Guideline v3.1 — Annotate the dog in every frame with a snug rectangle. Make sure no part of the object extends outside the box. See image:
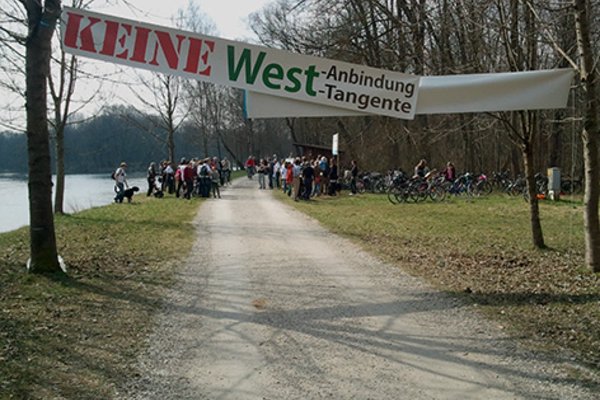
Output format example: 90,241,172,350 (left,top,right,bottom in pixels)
122,186,140,203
